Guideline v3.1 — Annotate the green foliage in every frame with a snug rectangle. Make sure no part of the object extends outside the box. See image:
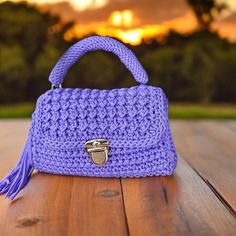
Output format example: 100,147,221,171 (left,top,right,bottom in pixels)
0,103,34,118
141,31,236,103
0,1,235,105
0,43,30,102
168,103,236,119
213,45,236,102
64,51,135,89
1,103,236,119
30,42,62,99
141,46,182,100
0,1,71,102
0,1,57,62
